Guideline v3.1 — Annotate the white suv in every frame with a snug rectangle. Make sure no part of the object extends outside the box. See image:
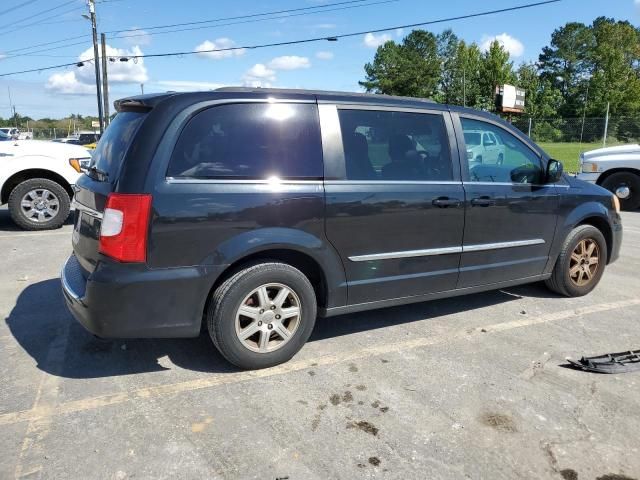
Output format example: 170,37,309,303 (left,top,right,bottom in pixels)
0,139,91,230
577,144,640,210
463,129,506,164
